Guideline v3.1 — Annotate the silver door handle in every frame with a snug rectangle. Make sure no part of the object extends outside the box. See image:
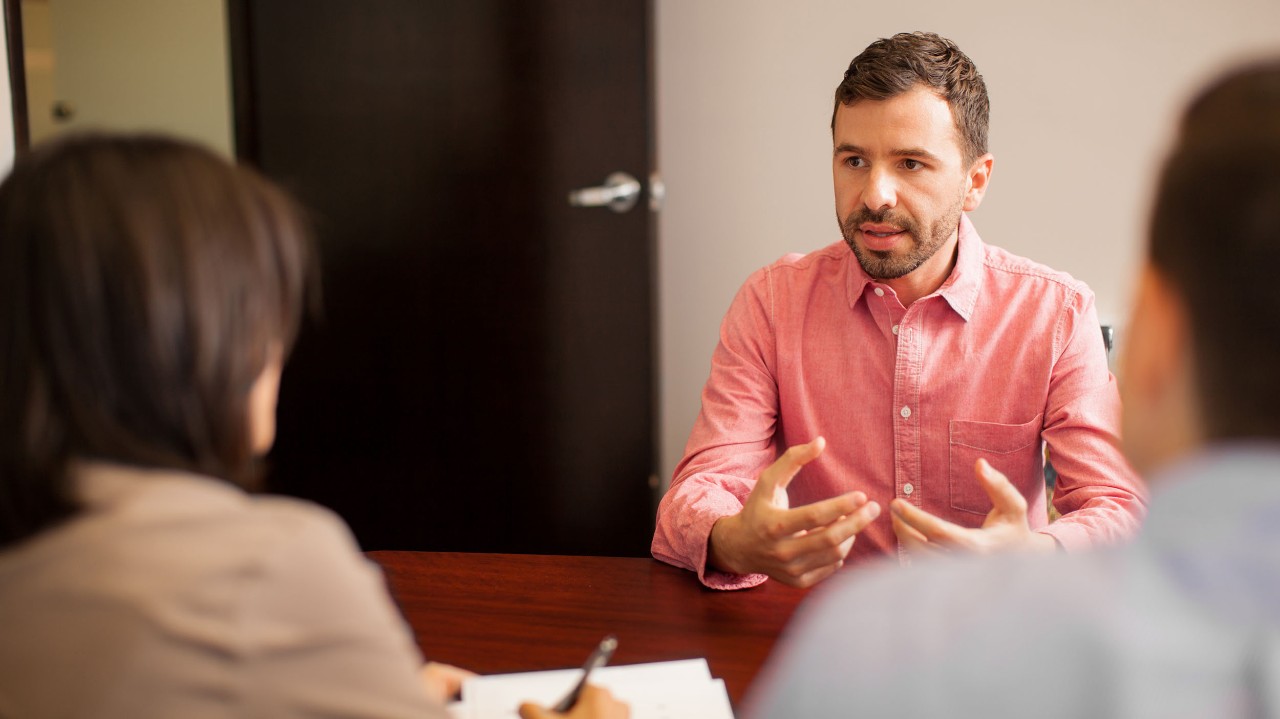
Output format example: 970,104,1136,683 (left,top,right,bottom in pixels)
568,172,642,213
